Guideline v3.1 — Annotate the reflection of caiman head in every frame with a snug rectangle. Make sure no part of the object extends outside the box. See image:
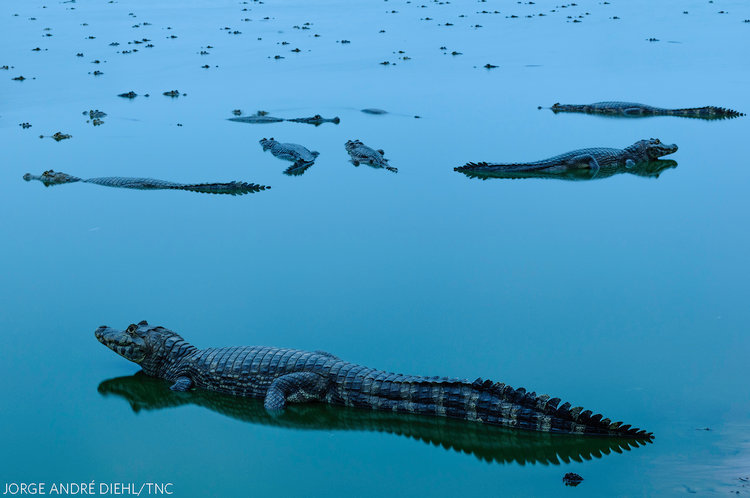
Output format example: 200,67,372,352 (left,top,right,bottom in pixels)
628,138,678,160
23,170,81,186
458,160,678,182
98,373,653,466
95,321,187,375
